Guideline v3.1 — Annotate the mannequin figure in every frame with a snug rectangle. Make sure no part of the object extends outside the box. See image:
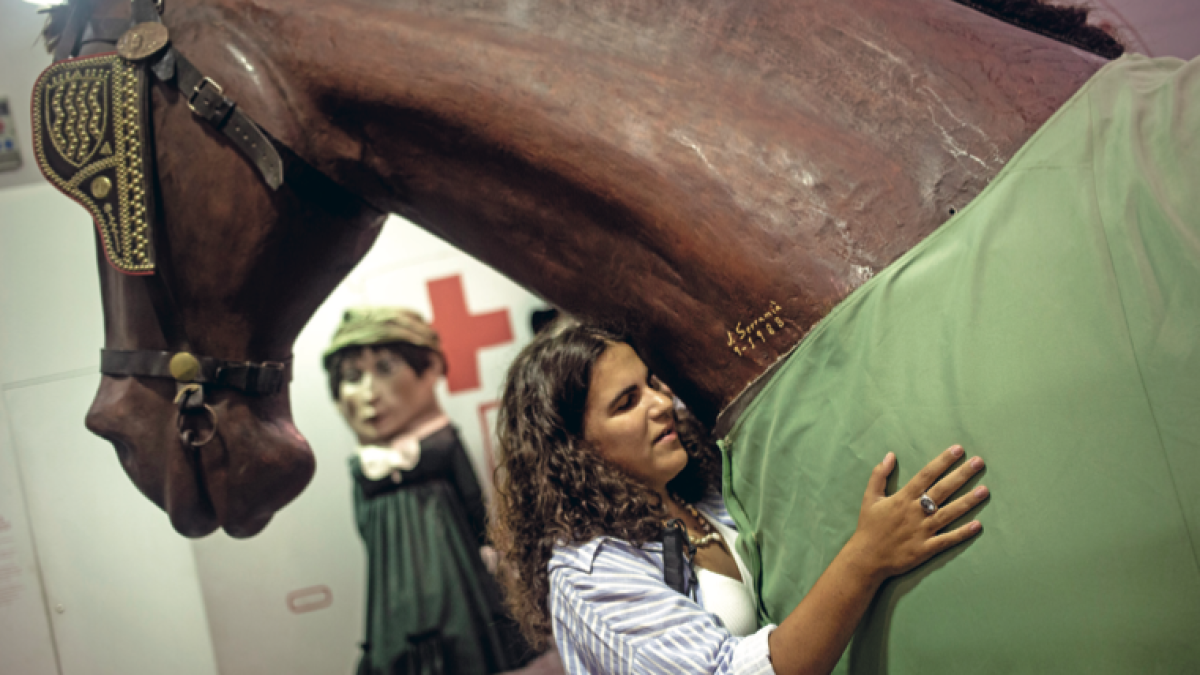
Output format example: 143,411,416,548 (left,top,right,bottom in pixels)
324,307,529,675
